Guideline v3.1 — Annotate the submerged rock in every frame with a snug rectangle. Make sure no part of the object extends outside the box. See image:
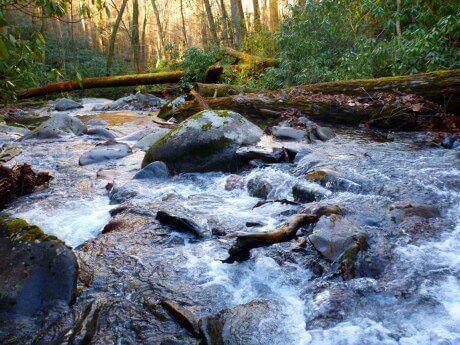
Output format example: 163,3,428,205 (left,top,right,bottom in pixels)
247,175,273,199
79,140,132,165
292,182,331,203
306,168,360,192
225,174,245,191
390,203,440,222
134,161,169,180
199,300,298,345
156,210,204,238
236,145,289,164
22,113,86,139
51,98,83,111
0,216,77,316
142,110,263,173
